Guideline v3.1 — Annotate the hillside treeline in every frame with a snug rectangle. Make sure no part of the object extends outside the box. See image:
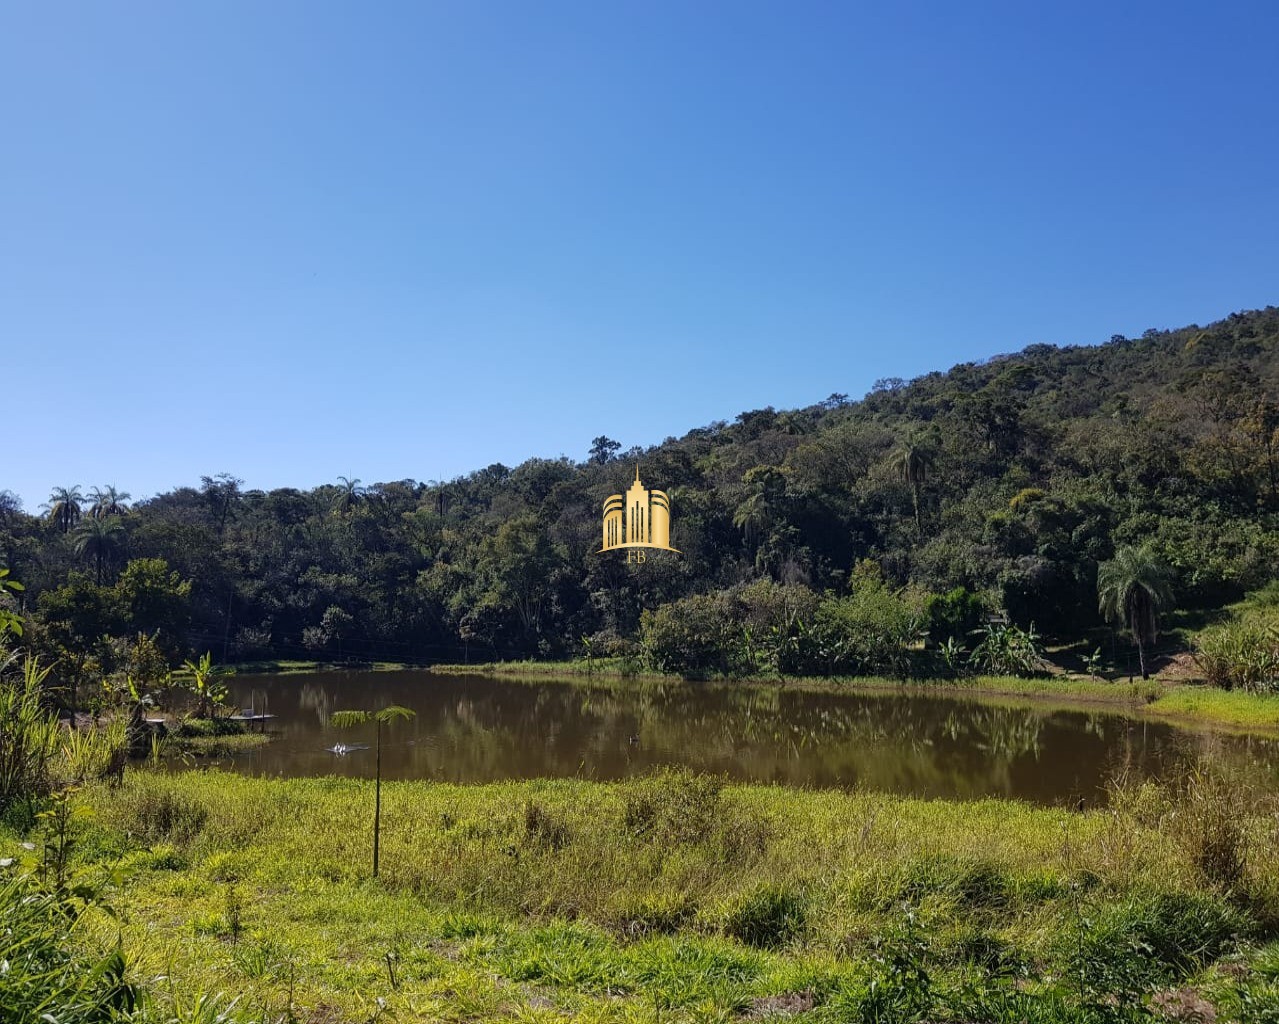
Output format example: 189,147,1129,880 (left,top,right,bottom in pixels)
3,307,1277,679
